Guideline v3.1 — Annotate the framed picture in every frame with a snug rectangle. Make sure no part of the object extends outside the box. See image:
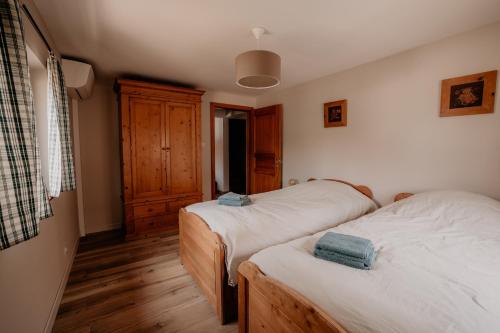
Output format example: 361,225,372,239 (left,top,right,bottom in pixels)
440,70,497,117
324,99,347,127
